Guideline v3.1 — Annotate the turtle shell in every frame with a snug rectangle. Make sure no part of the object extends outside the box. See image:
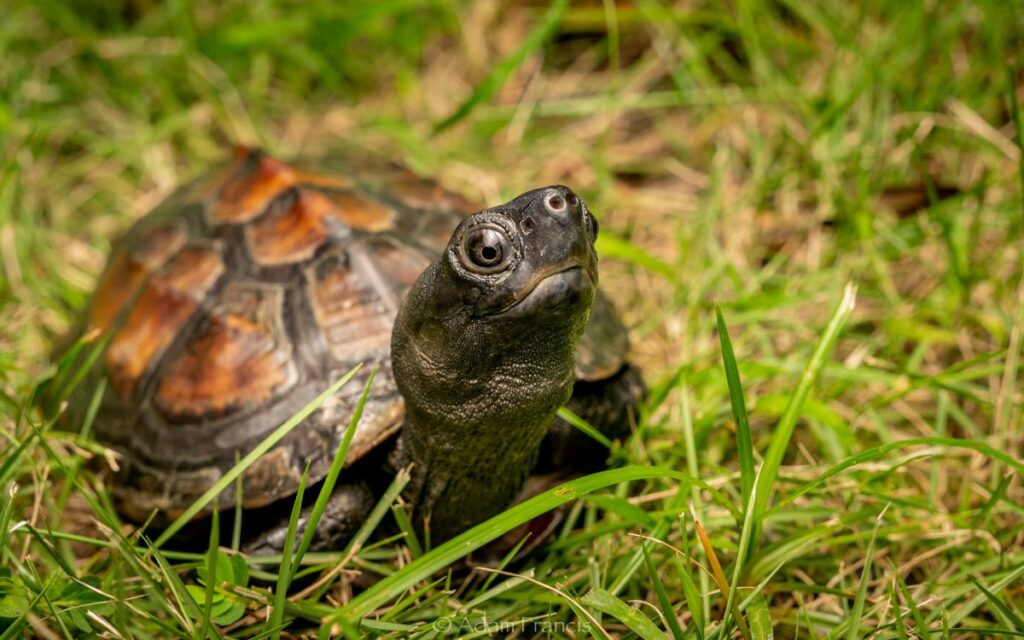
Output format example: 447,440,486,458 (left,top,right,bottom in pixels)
72,146,629,522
